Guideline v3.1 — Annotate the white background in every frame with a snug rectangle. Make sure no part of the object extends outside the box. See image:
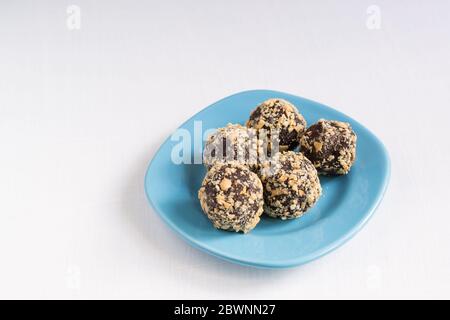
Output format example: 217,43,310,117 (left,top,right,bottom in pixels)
1,0,449,299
